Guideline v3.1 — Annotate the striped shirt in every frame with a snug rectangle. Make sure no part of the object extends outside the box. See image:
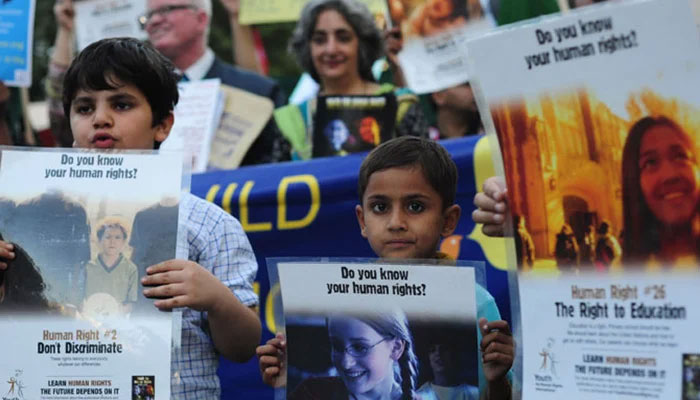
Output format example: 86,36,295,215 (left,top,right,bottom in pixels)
172,193,258,399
